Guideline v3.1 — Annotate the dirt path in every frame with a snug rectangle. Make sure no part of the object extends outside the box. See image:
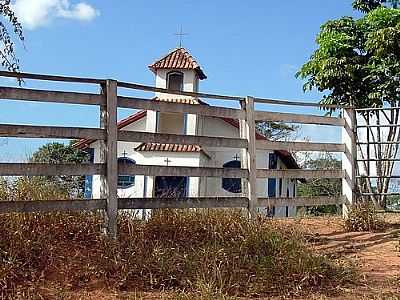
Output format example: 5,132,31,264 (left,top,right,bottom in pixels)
294,216,400,299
